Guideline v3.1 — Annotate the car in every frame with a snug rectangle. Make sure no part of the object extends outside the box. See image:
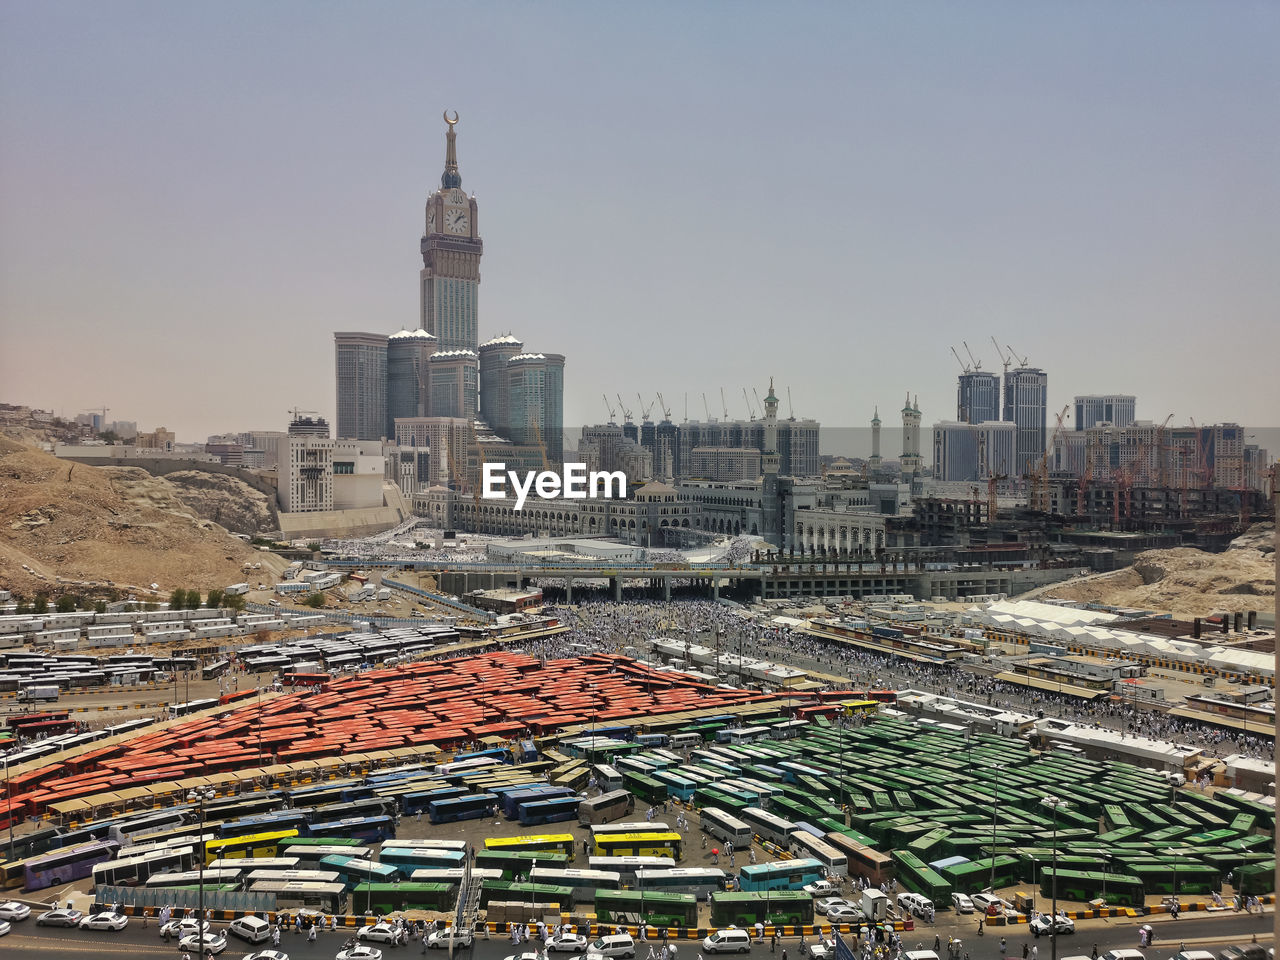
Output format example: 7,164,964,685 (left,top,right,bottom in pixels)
951,892,974,913
803,880,840,897
903,953,941,960
815,897,852,916
1030,915,1075,937
161,917,211,939
179,932,228,954
229,916,272,943
426,928,474,949
337,947,383,960
548,933,590,952
243,951,292,960
587,934,638,958
826,904,863,924
896,892,933,918
79,911,129,931
36,909,84,927
1101,951,1148,960
0,902,31,921
358,922,402,944
0,920,10,936
1168,952,1216,960
809,945,833,960
969,893,1015,917
1219,949,1268,960
504,953,548,960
